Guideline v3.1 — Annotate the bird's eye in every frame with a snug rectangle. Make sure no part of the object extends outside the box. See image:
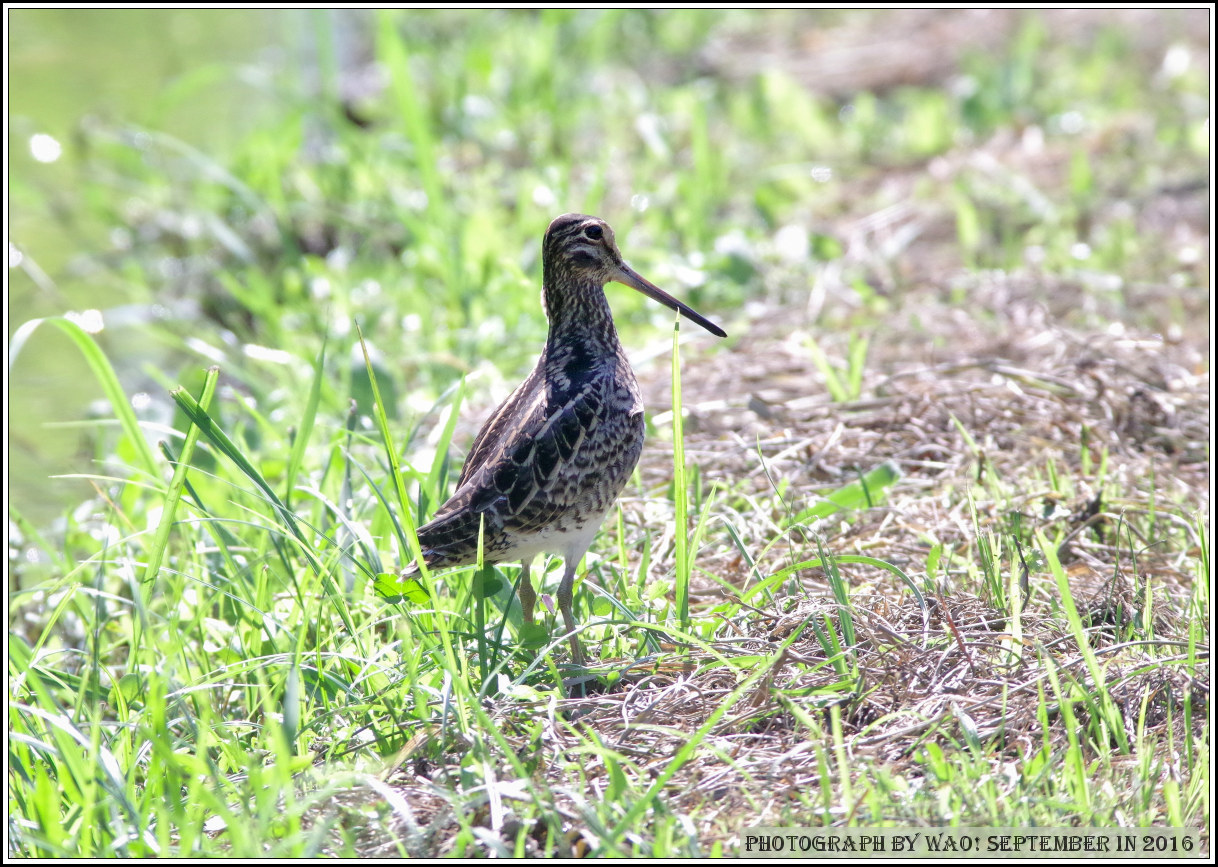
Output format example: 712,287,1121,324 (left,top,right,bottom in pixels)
584,225,604,241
